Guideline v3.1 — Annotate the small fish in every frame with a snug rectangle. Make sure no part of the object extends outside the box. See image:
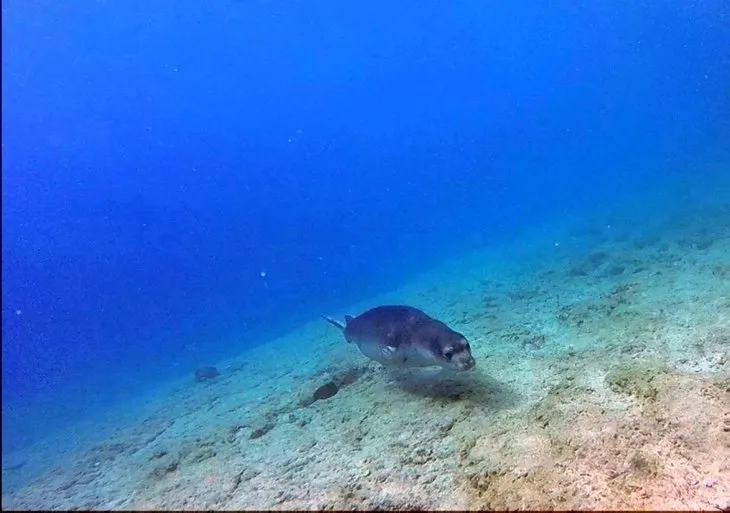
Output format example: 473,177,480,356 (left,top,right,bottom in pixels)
323,305,475,371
